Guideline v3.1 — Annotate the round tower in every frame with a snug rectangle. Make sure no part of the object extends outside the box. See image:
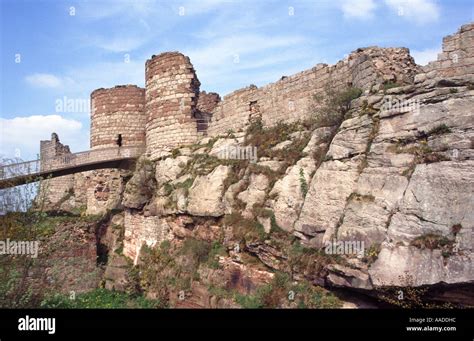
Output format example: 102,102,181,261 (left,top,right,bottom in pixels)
145,52,200,159
90,85,146,149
